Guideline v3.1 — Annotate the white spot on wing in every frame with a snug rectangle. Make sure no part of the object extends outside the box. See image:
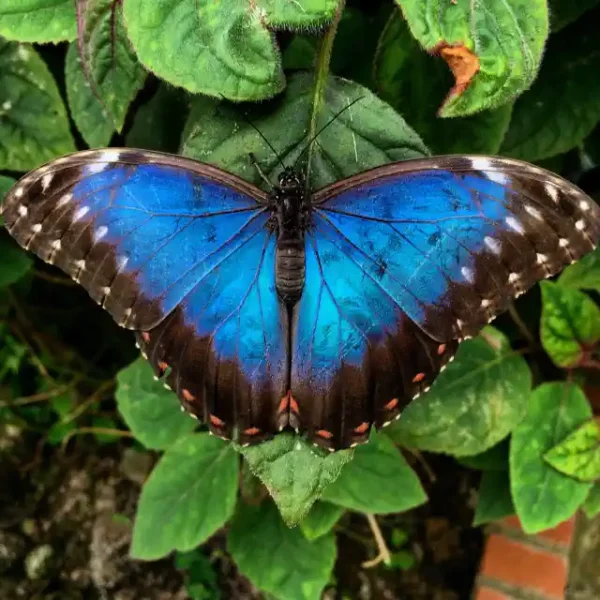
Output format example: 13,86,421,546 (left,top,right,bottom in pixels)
536,253,547,264
74,259,86,271
101,286,111,296
117,256,129,271
14,187,24,198
545,183,559,203
51,239,61,250
525,205,543,221
559,238,569,248
481,298,491,308
85,162,109,175
94,226,108,241
18,205,28,217
575,219,585,231
31,223,42,233
460,266,474,283
484,236,501,255
471,157,492,171
73,206,90,222
57,193,72,208
99,150,121,163
508,272,520,284
580,200,591,212
506,216,525,234
41,173,53,191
